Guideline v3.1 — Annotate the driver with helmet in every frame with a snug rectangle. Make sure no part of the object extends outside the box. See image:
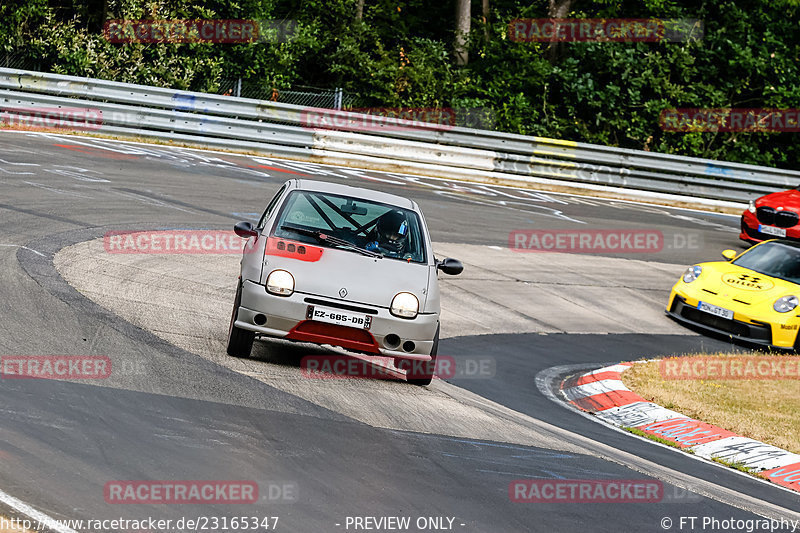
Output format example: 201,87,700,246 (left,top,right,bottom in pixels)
365,210,411,258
